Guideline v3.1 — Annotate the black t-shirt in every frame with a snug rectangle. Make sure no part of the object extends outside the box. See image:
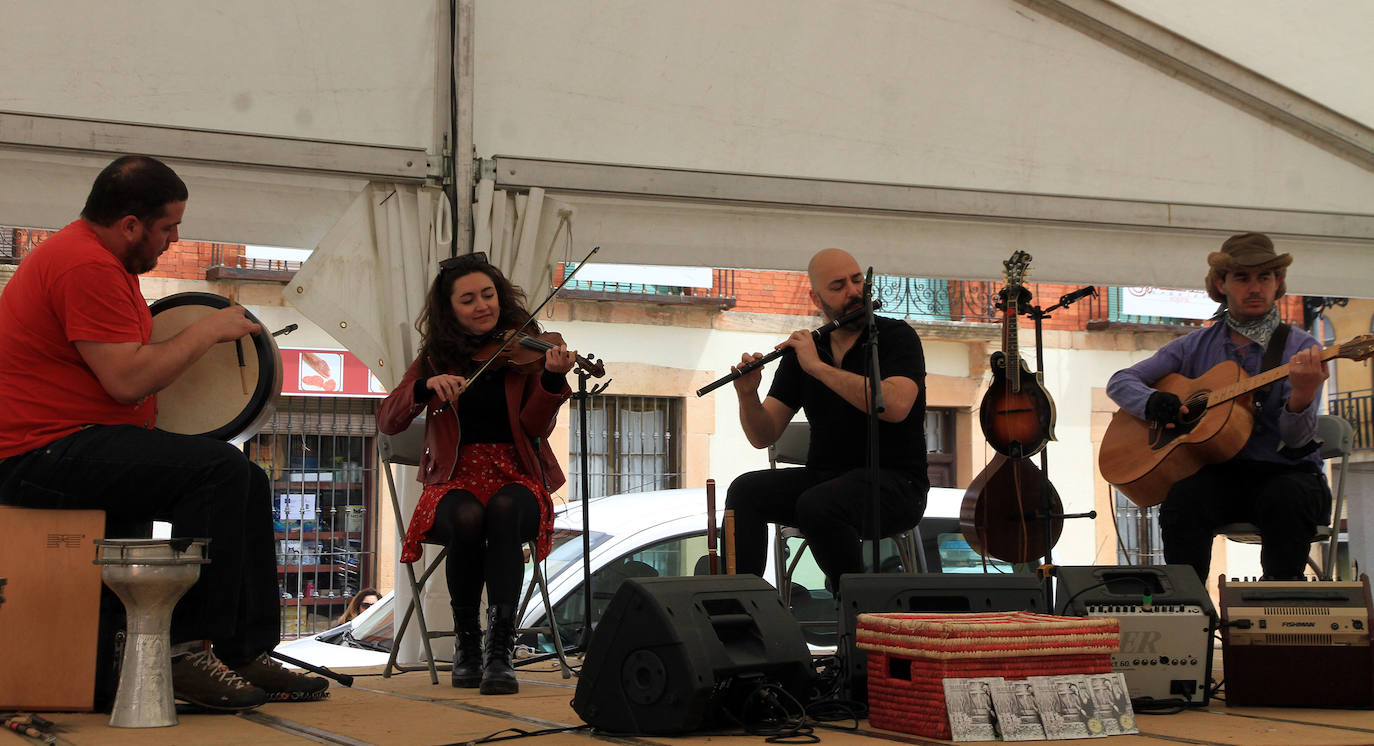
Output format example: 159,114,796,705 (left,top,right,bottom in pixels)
767,315,928,474
411,366,566,443
456,367,514,443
